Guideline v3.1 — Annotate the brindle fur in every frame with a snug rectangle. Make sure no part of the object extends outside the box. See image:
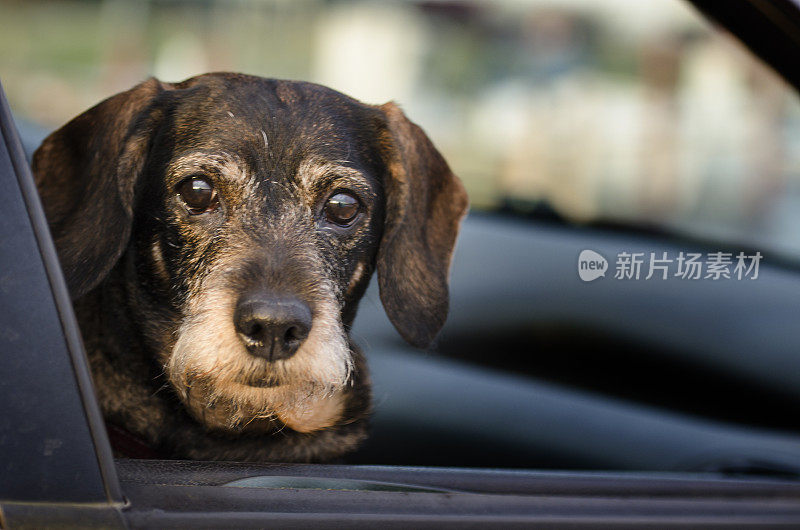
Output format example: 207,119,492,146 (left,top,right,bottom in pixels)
32,73,468,462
